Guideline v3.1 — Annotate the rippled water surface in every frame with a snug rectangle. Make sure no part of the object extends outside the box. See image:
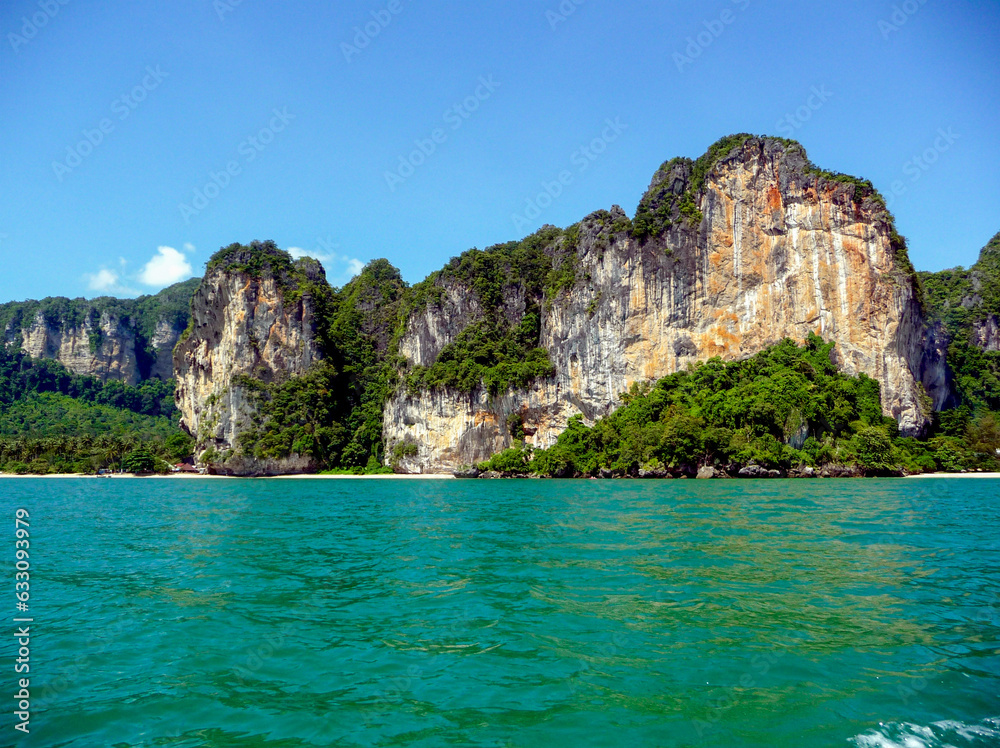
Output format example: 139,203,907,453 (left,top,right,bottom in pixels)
1,477,998,747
